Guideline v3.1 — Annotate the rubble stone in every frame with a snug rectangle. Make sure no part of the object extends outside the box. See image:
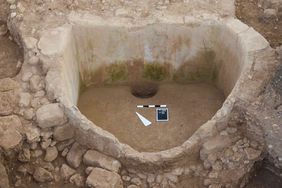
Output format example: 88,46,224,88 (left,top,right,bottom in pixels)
263,8,277,19
60,164,76,181
30,75,44,92
0,115,22,150
23,37,38,49
53,124,74,141
70,173,84,187
40,139,52,149
0,162,9,188
0,92,14,116
244,148,262,160
44,146,58,162
36,103,67,128
66,142,87,168
86,168,123,188
33,167,53,182
83,150,121,173
200,136,232,160
19,92,31,107
127,185,139,188
18,148,31,162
